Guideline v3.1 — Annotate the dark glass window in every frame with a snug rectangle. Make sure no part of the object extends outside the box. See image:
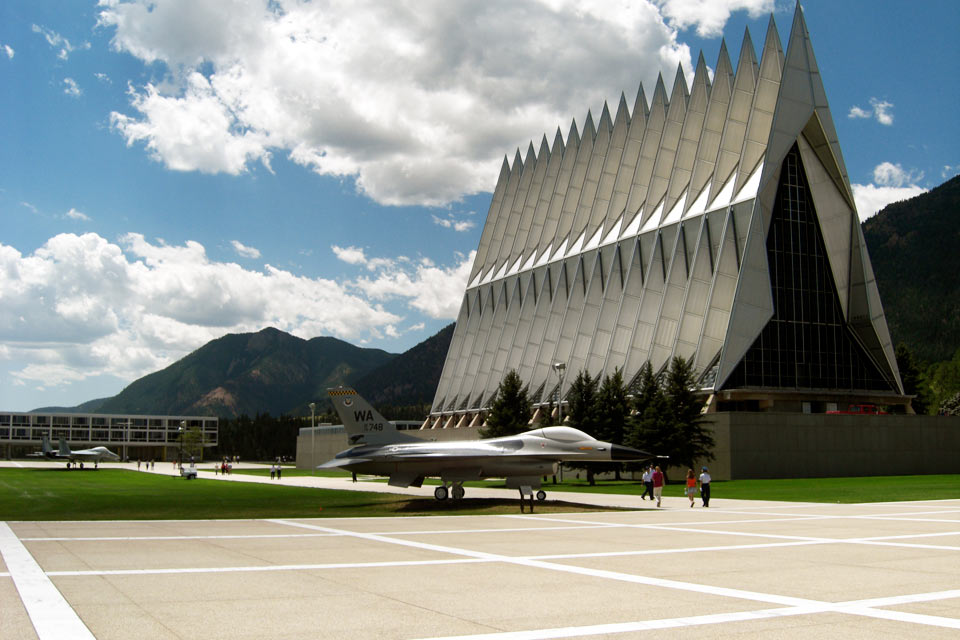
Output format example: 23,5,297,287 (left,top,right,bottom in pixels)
724,145,893,392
